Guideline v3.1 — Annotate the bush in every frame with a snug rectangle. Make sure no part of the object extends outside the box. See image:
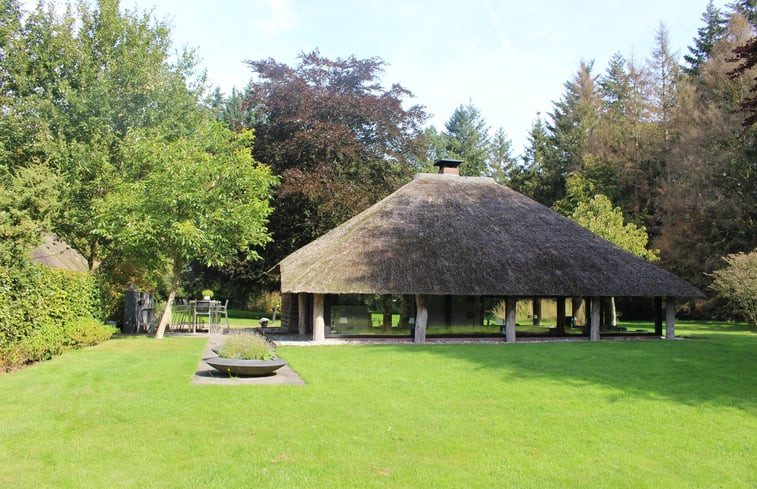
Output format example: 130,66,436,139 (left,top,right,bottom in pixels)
0,260,109,371
246,290,280,313
64,319,117,348
709,250,757,326
218,331,277,360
